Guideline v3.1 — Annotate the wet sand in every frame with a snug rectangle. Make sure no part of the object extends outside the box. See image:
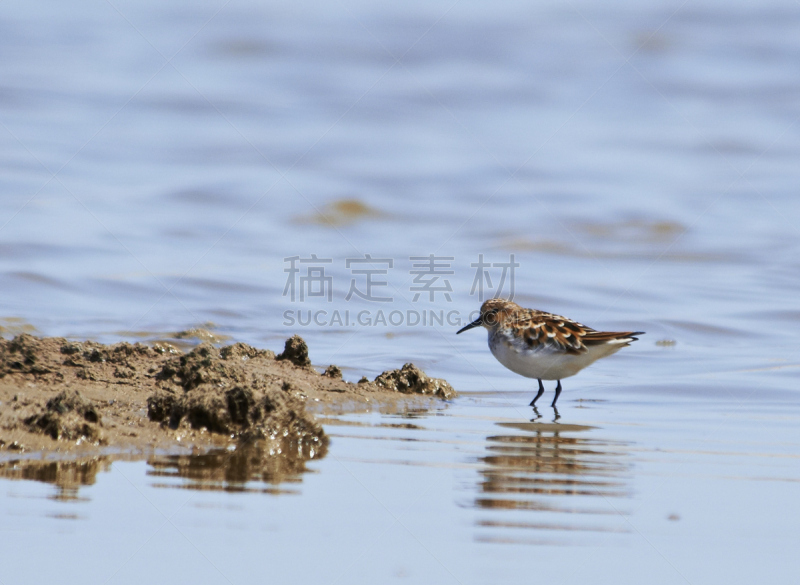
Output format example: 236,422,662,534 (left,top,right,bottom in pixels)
0,333,455,467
